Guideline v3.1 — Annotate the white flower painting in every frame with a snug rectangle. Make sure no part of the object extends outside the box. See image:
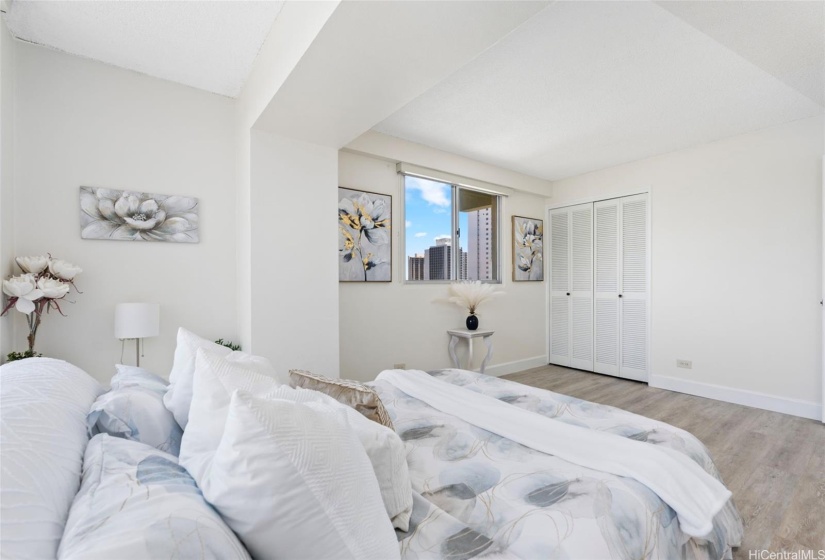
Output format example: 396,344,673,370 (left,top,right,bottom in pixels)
80,187,199,243
338,187,391,282
512,216,543,281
